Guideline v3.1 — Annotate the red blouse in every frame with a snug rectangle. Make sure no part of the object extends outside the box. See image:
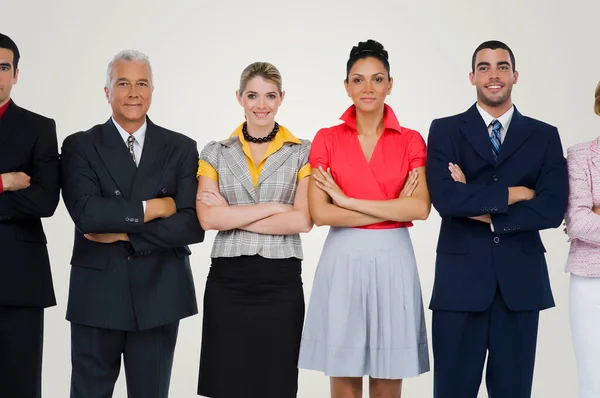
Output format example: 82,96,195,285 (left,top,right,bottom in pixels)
309,104,427,229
